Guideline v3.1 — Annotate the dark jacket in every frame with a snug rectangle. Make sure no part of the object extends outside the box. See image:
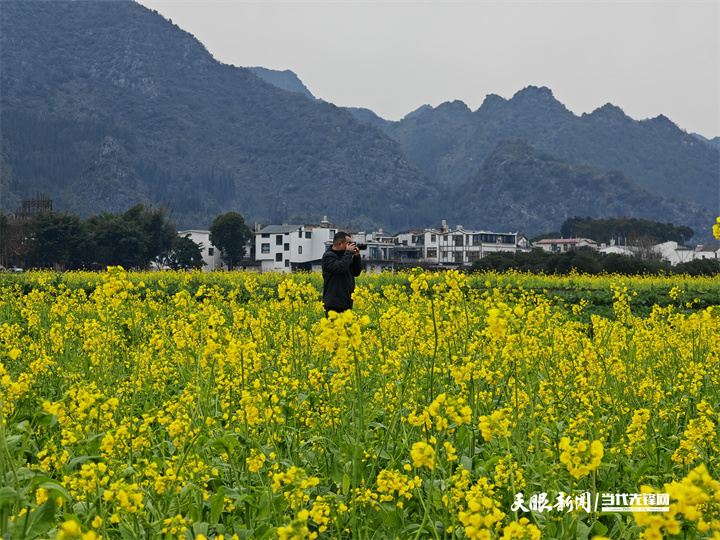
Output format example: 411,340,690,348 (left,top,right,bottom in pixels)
322,248,362,311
